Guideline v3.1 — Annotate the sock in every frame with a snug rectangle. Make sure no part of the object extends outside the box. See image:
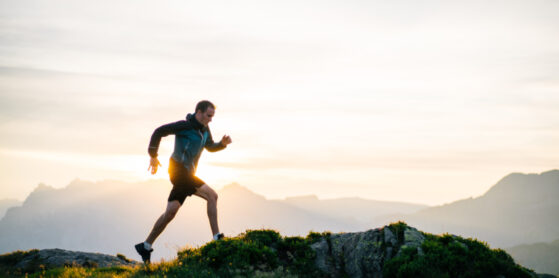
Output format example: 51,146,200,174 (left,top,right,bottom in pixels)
143,242,152,250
